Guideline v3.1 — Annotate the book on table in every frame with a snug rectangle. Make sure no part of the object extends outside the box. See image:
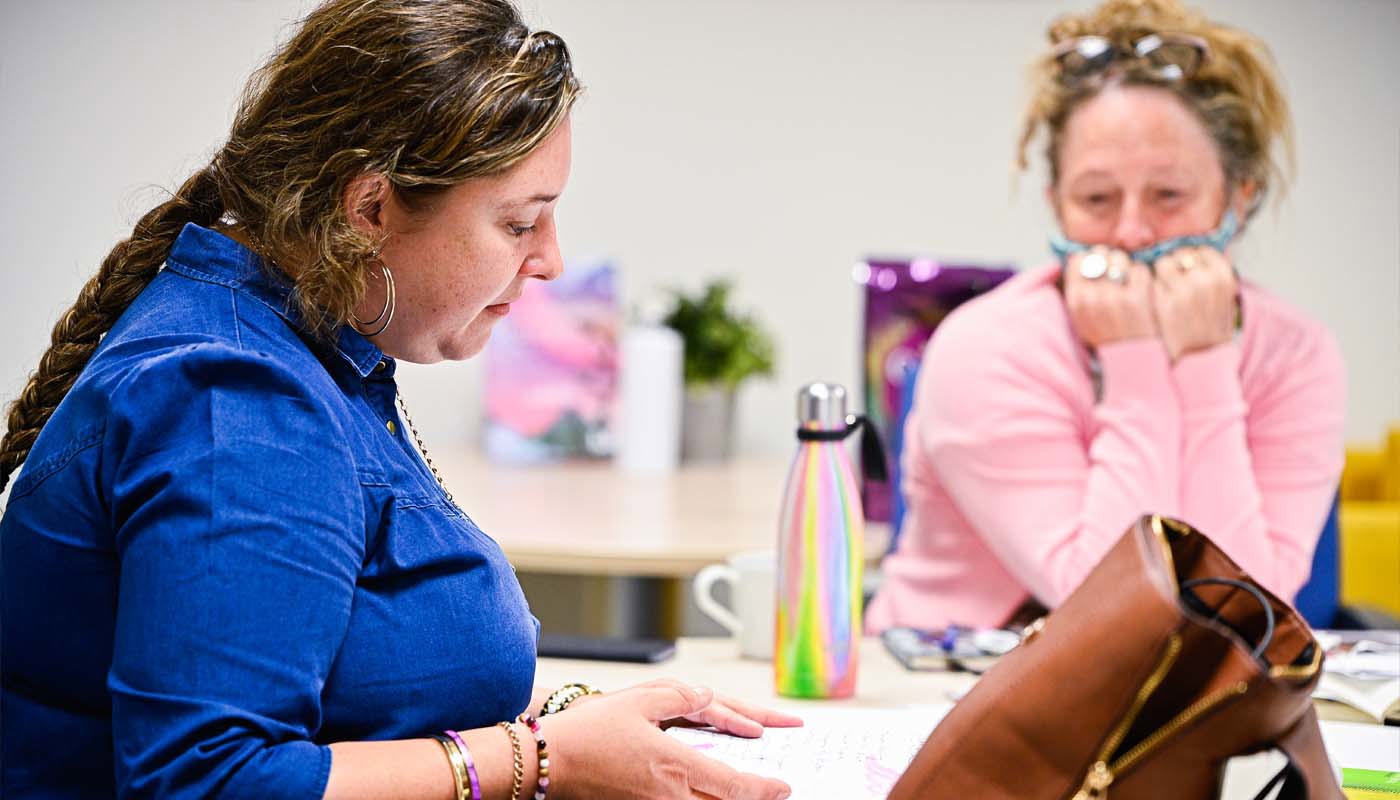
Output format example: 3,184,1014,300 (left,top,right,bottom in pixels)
1311,632,1400,726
